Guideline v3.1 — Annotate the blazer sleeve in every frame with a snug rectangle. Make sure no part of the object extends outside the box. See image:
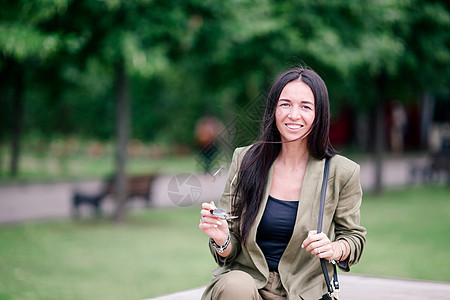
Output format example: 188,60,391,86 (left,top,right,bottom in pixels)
208,148,243,266
333,163,367,271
